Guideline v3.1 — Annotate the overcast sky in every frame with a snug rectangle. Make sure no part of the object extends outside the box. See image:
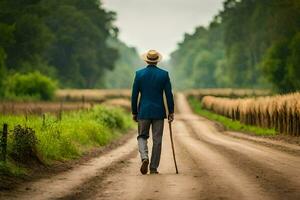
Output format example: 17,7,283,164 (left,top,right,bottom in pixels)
102,0,224,60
